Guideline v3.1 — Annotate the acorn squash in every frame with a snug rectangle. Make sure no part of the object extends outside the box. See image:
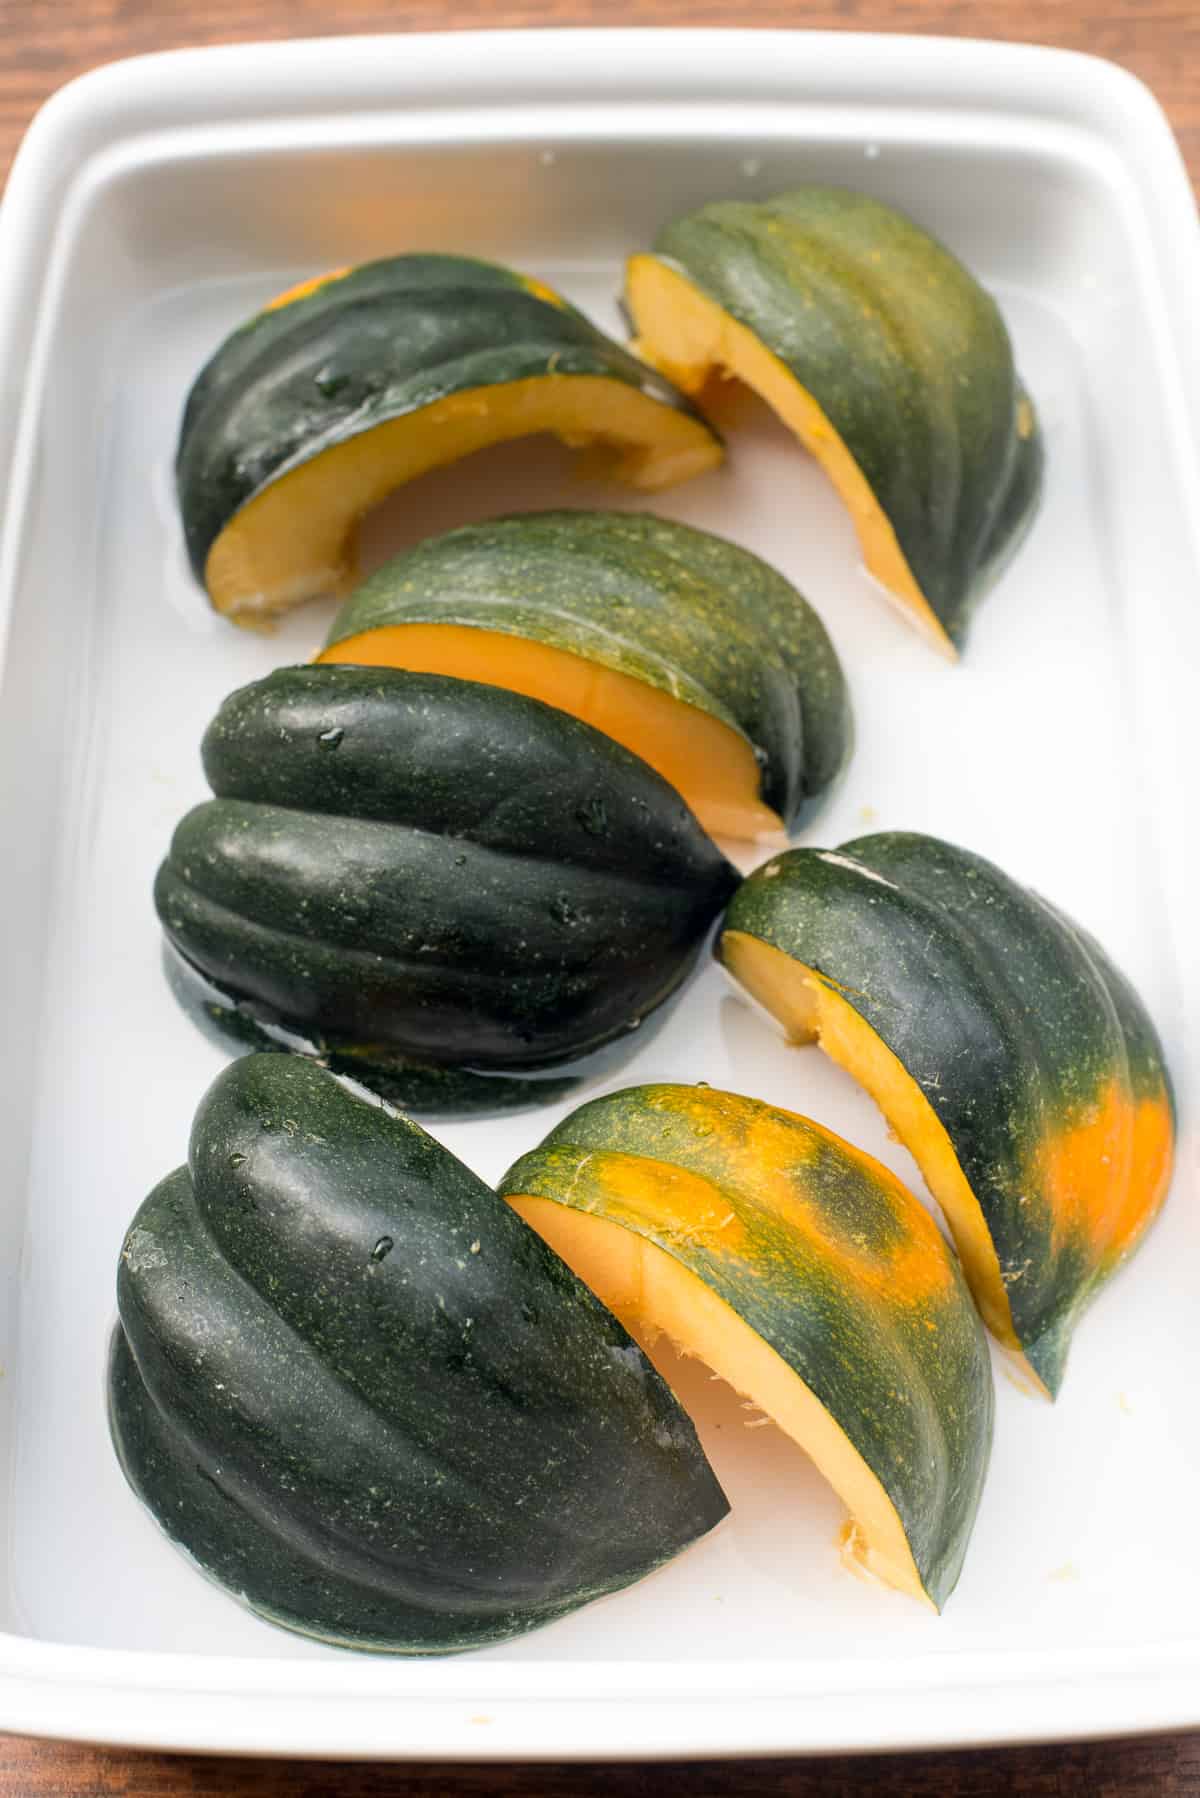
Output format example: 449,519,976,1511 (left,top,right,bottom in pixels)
176,254,721,625
109,1055,728,1653
154,665,738,1115
500,1083,992,1610
718,833,1175,1396
320,511,850,841
625,188,1042,653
